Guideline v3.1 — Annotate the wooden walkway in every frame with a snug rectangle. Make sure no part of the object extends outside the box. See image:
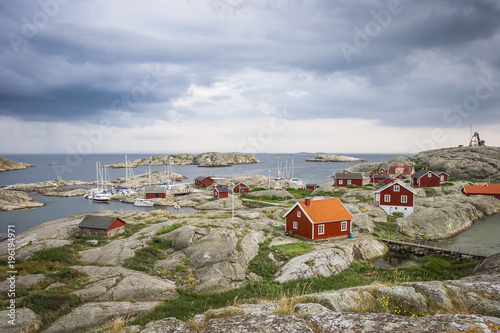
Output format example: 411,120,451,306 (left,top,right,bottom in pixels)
378,237,490,259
